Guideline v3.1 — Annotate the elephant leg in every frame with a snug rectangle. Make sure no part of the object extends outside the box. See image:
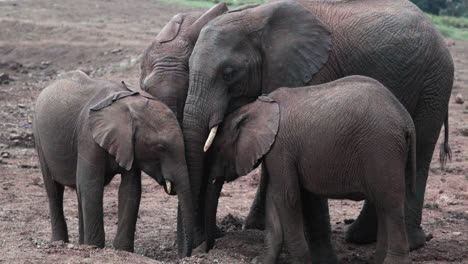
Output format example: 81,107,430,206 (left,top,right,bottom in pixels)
382,207,410,264
261,185,283,264
405,91,448,250
76,156,105,248
113,170,142,252
345,200,378,244
302,191,337,264
374,208,388,264
44,177,69,243
77,191,84,245
244,165,267,230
